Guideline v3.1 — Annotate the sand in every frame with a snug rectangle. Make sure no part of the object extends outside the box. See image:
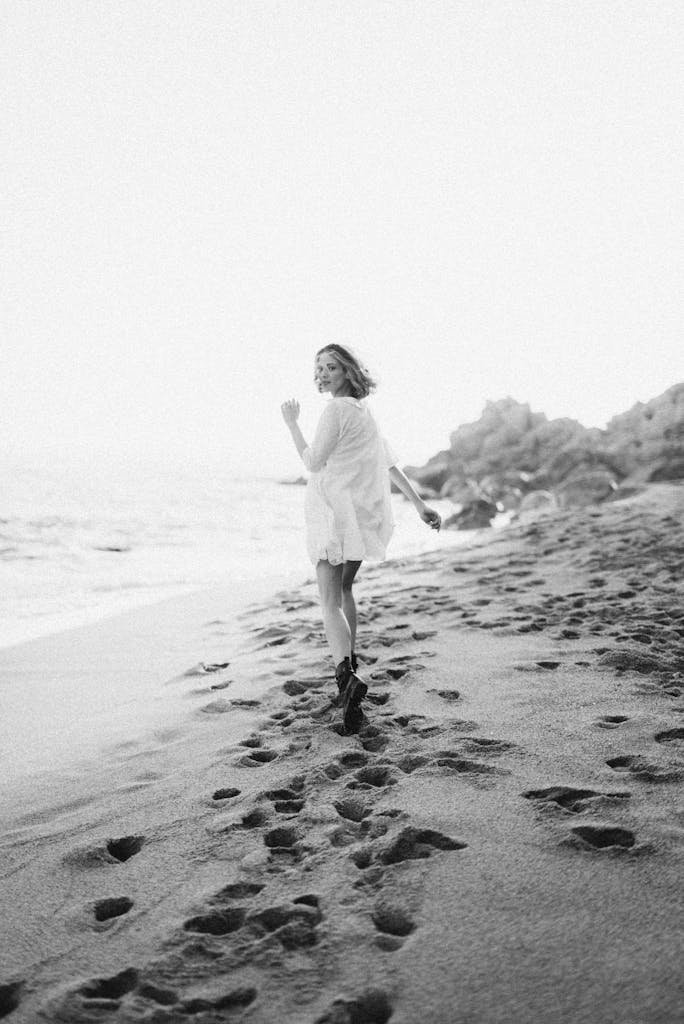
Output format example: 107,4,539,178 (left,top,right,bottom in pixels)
1,483,683,1024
